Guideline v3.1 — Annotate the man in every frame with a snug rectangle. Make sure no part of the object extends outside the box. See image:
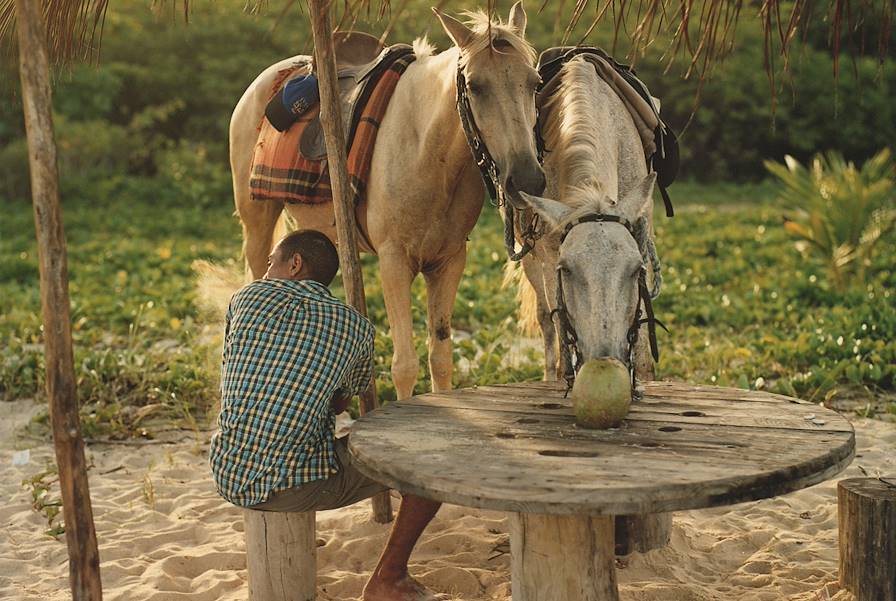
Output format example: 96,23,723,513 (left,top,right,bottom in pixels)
210,230,444,601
